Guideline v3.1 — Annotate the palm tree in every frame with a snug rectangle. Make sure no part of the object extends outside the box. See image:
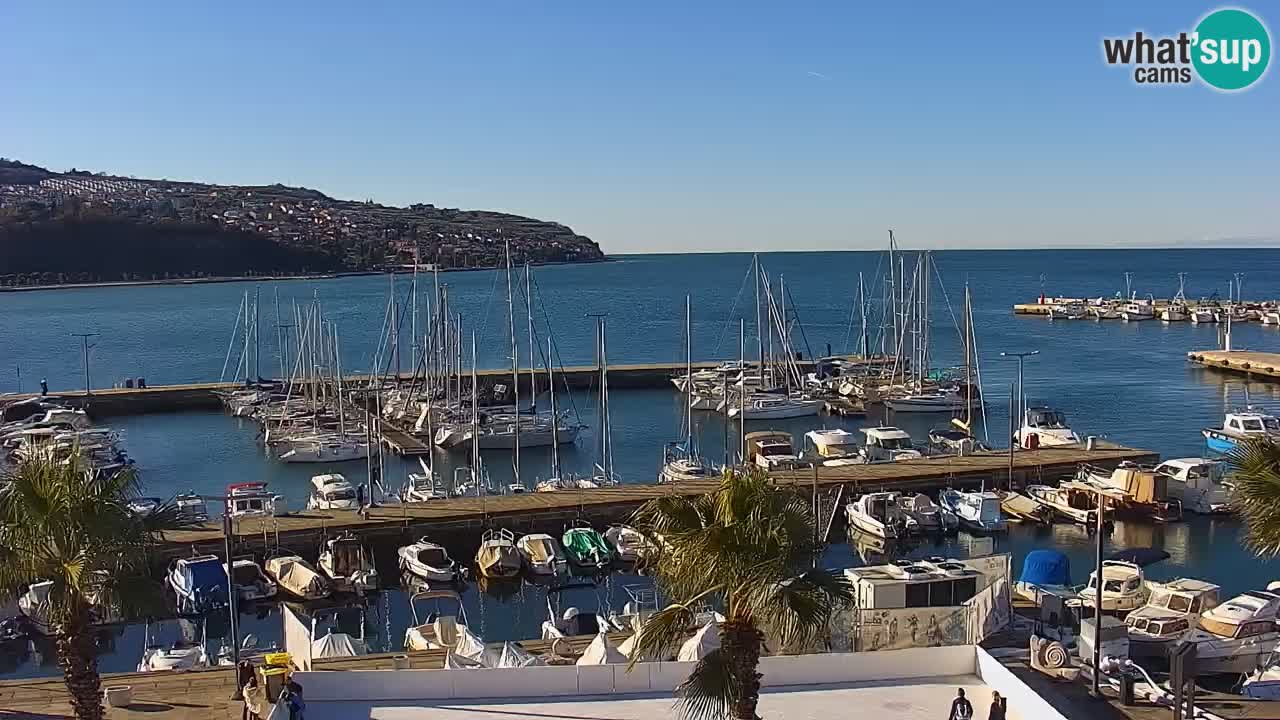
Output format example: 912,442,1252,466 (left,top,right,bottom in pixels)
626,468,852,720
0,456,191,720
1228,437,1280,555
